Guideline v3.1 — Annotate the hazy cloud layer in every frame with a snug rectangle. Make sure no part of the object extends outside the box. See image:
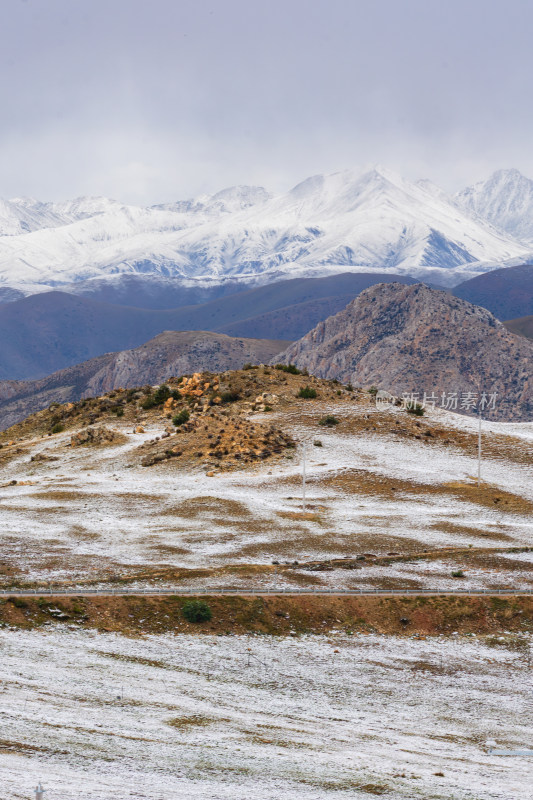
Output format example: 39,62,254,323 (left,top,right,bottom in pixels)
1,0,532,203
